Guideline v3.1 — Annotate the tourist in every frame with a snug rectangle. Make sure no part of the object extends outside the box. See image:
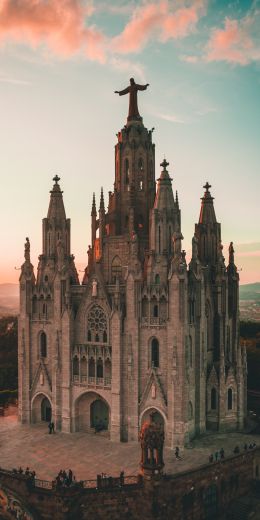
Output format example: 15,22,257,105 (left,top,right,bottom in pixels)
175,447,181,460
68,469,73,485
25,467,30,475
214,451,219,462
244,443,248,451
120,471,124,486
220,448,225,459
234,446,240,454
51,421,55,434
48,422,52,434
209,454,214,463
